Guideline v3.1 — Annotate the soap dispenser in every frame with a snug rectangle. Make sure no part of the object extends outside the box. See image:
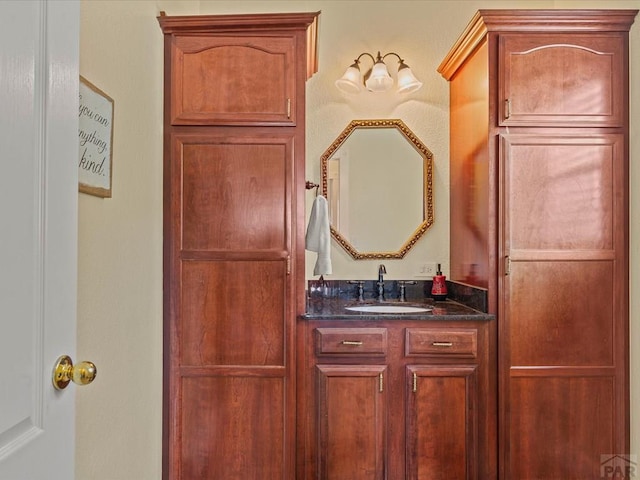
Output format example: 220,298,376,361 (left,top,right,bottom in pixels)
431,263,448,301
